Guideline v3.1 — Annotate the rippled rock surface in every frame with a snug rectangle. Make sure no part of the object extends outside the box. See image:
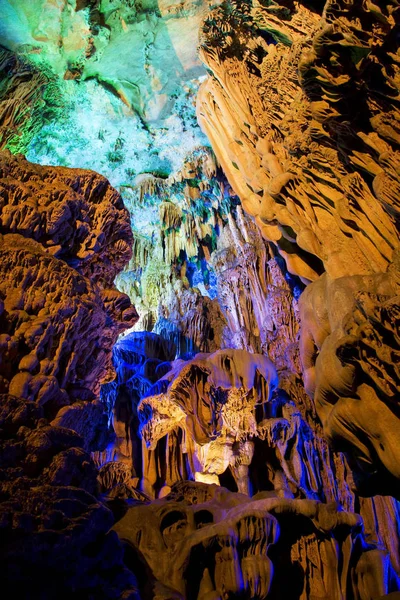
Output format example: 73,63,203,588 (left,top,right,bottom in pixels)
197,0,400,498
0,152,139,598
114,481,396,600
